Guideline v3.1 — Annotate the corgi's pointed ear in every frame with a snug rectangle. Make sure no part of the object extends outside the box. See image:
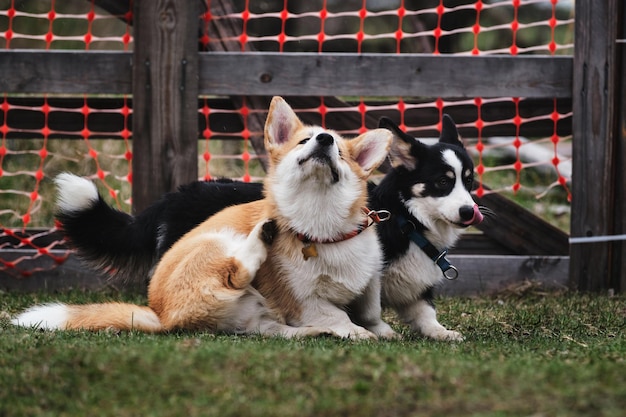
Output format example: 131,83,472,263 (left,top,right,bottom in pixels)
440,114,463,147
349,129,392,177
379,118,419,171
264,96,303,150
378,117,407,139
389,138,419,171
